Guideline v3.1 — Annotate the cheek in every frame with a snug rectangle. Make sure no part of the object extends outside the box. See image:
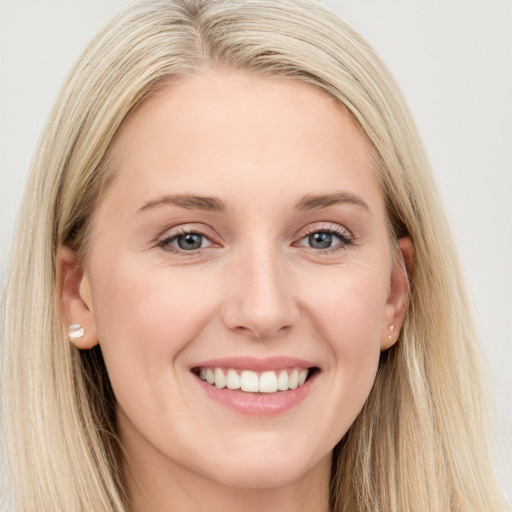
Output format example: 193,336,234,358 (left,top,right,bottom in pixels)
300,263,387,420
302,261,389,353
92,257,213,341
88,258,219,395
